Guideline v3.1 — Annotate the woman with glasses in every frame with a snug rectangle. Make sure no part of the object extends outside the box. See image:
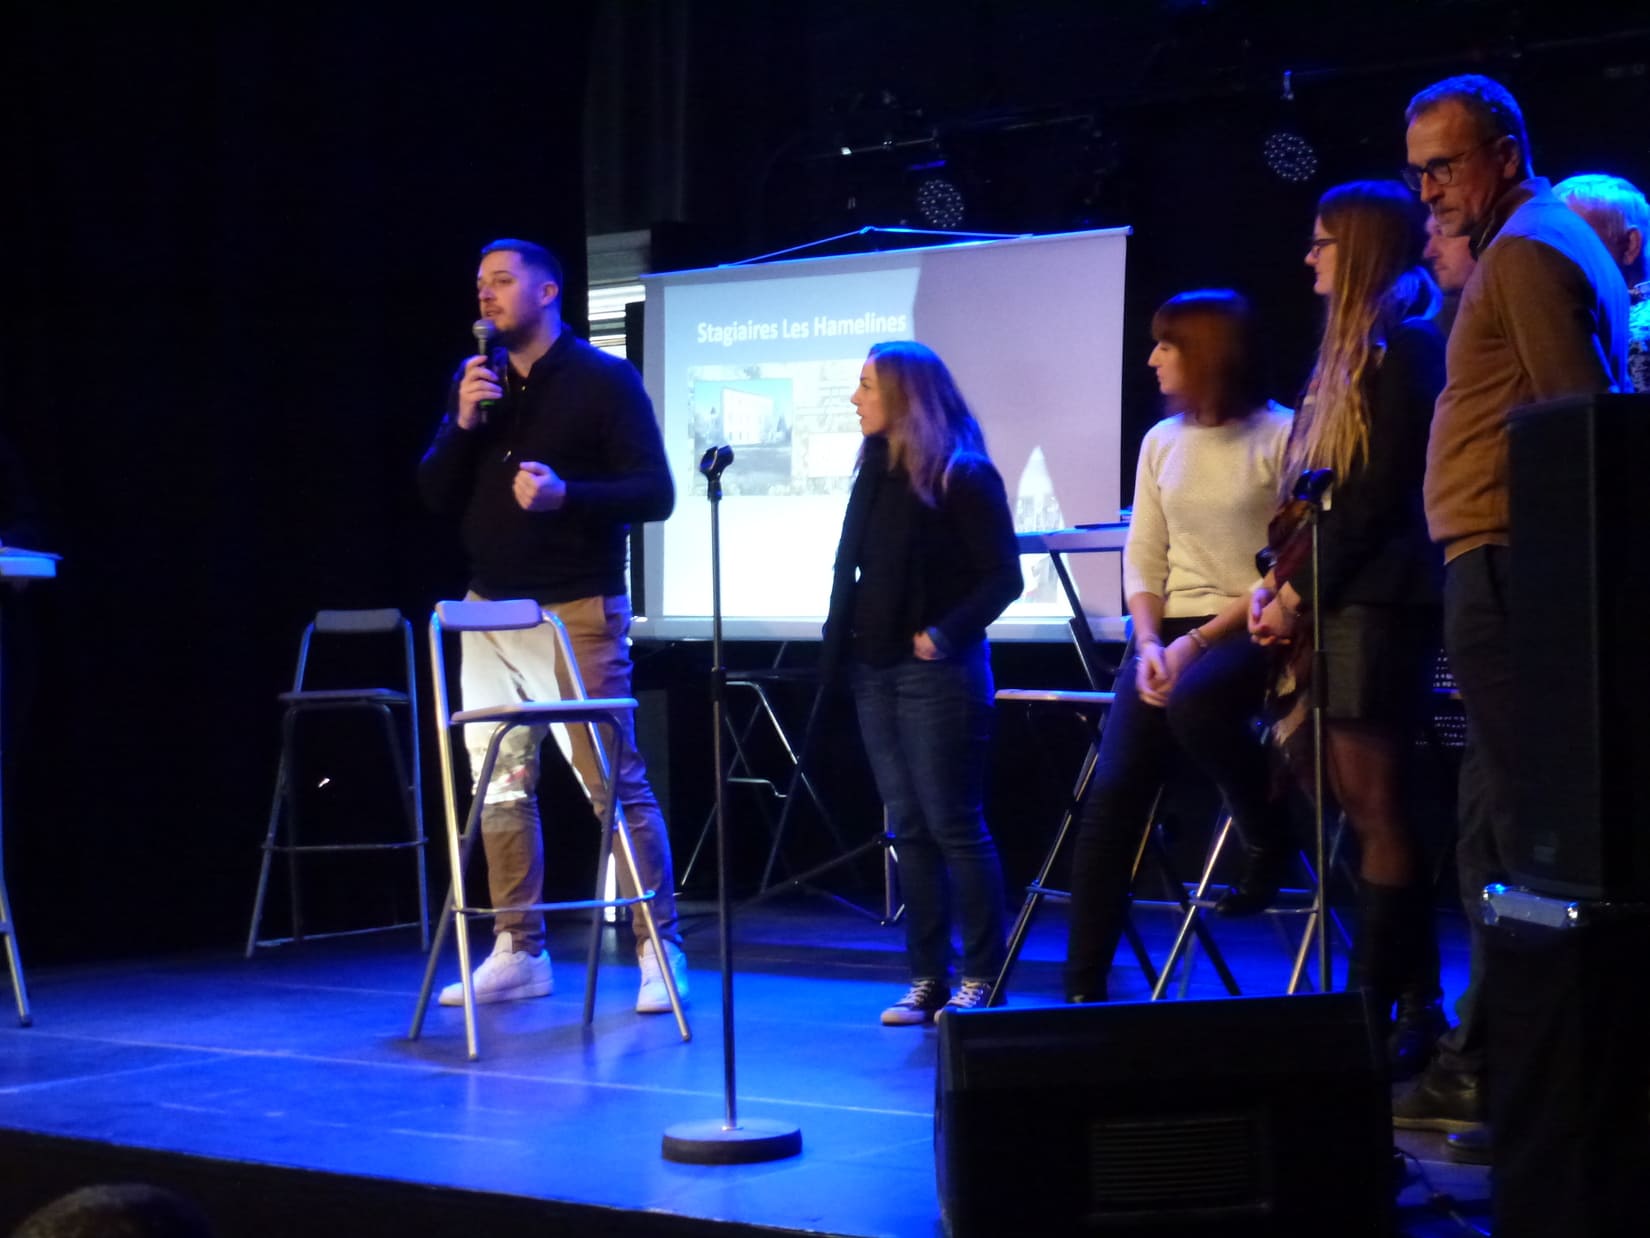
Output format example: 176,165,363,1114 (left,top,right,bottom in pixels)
823,341,1023,1025
1250,180,1448,1077
1064,290,1294,1005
